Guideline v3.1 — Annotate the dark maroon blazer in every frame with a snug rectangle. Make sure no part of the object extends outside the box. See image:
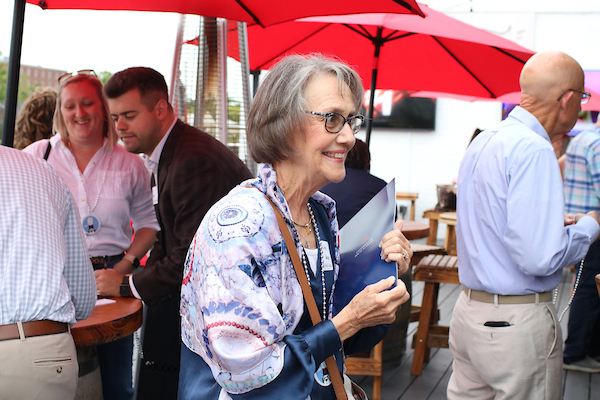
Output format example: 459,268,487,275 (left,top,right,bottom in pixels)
133,119,252,305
